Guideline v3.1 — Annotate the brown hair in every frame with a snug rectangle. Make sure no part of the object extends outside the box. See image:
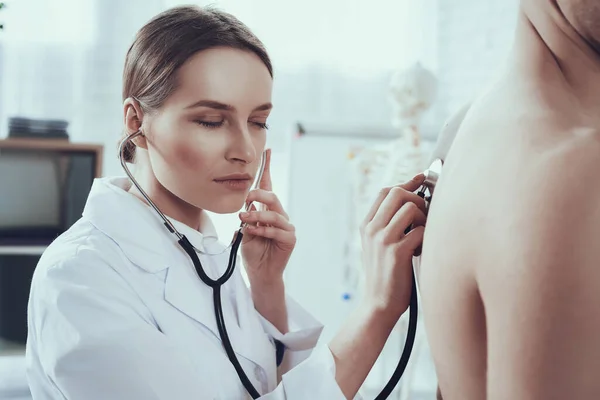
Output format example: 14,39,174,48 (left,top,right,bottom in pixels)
121,5,273,162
